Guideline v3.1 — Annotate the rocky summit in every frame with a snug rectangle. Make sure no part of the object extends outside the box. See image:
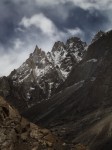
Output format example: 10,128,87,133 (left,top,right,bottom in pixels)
0,37,86,111
1,30,112,150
